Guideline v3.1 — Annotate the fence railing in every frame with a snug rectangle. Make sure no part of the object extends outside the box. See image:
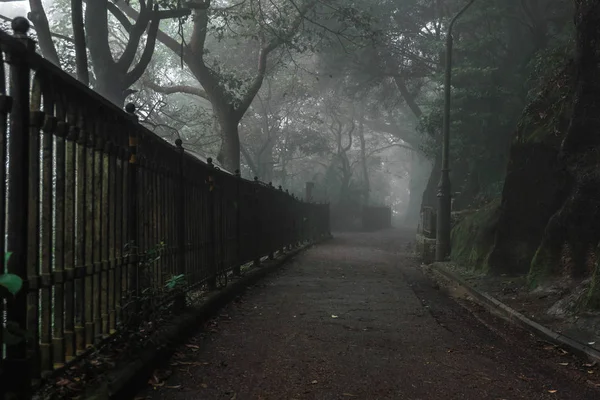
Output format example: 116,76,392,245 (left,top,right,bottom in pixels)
0,19,330,397
362,206,392,231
